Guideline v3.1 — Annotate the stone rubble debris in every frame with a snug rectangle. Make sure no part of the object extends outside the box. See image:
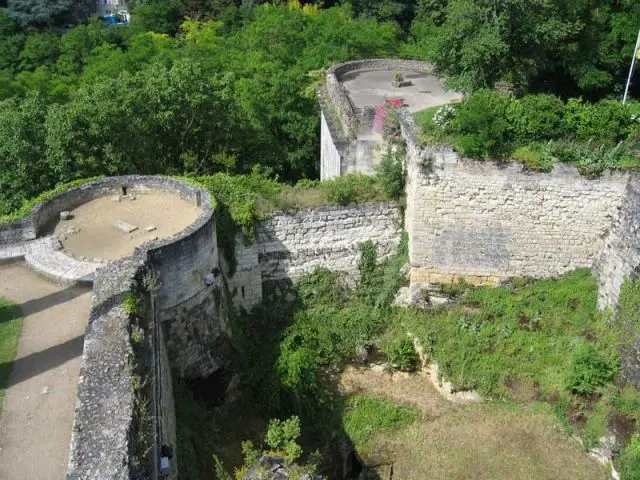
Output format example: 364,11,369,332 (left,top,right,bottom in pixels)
114,219,138,233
